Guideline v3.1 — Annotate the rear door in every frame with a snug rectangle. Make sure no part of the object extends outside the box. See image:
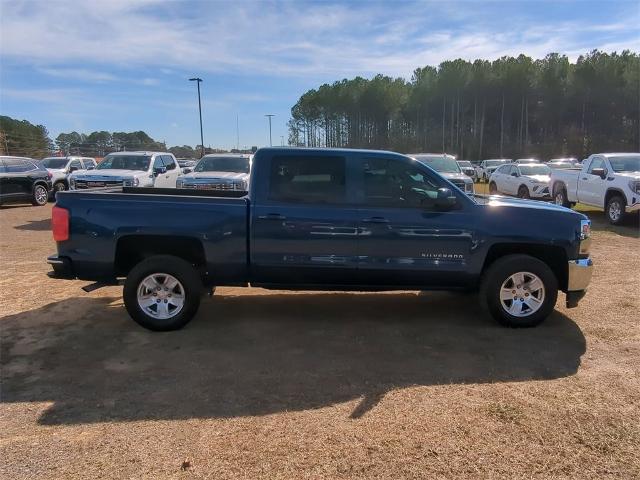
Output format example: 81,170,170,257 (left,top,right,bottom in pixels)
250,153,361,286
3,158,35,198
354,155,477,287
